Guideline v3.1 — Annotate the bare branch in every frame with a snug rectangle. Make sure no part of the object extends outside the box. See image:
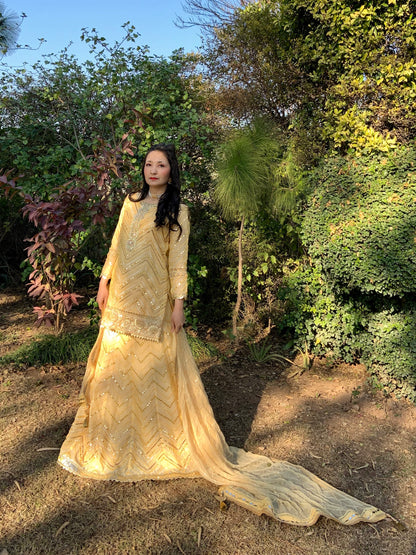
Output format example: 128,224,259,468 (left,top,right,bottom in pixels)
176,0,252,31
